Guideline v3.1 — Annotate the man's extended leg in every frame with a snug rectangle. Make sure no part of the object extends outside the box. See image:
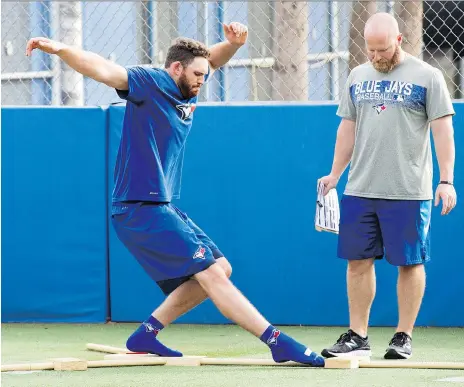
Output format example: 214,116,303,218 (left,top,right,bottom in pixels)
194,263,324,366
126,258,231,357
194,262,268,336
